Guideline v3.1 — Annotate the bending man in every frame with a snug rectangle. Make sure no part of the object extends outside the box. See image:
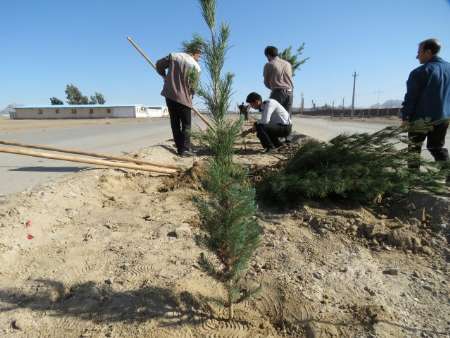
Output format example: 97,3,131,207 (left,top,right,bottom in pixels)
156,39,202,157
246,92,292,152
